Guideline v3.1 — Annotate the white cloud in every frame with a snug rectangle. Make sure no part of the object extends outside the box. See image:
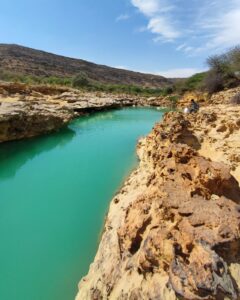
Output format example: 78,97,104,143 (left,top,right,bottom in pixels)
131,0,175,15
113,65,206,78
130,0,240,54
116,14,130,22
182,2,240,54
131,0,162,16
156,68,206,78
131,0,179,41
176,43,186,51
203,9,240,51
148,17,180,40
